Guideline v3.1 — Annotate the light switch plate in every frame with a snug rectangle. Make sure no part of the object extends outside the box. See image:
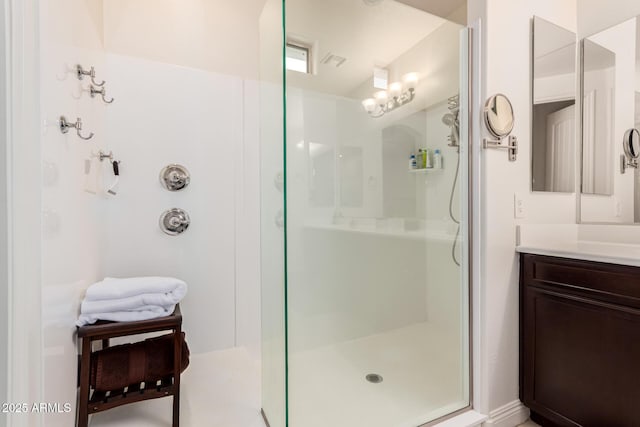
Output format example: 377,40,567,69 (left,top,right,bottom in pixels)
514,193,526,219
